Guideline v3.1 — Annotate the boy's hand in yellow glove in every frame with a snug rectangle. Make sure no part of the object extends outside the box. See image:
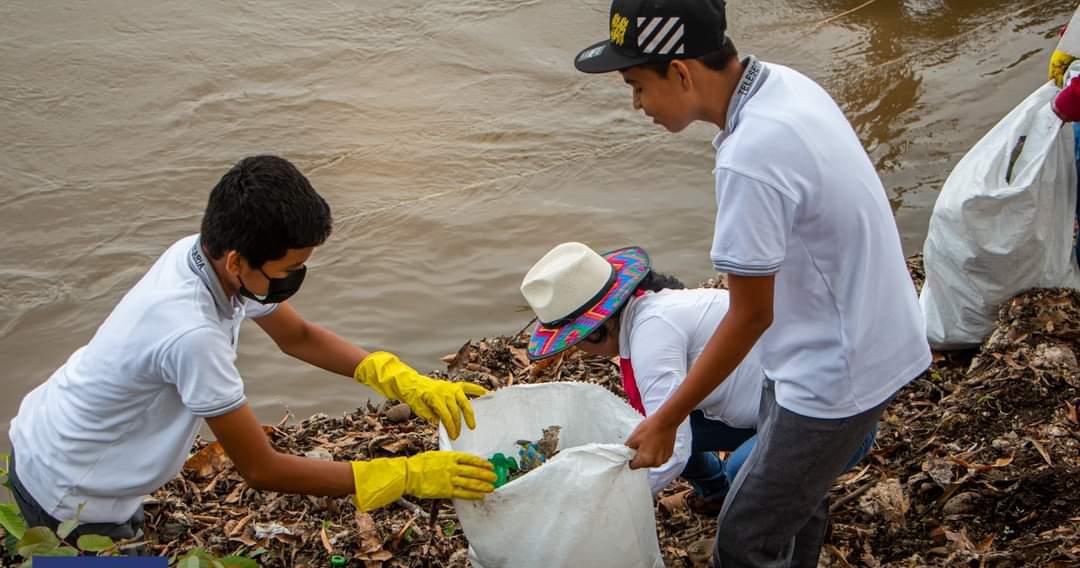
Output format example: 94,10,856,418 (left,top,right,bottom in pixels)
354,352,488,439
1050,49,1077,87
351,451,496,511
